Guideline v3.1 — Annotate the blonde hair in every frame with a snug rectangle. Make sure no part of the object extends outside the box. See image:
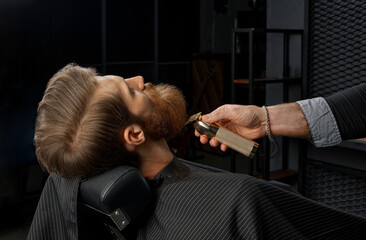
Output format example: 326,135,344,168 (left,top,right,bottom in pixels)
34,64,135,177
